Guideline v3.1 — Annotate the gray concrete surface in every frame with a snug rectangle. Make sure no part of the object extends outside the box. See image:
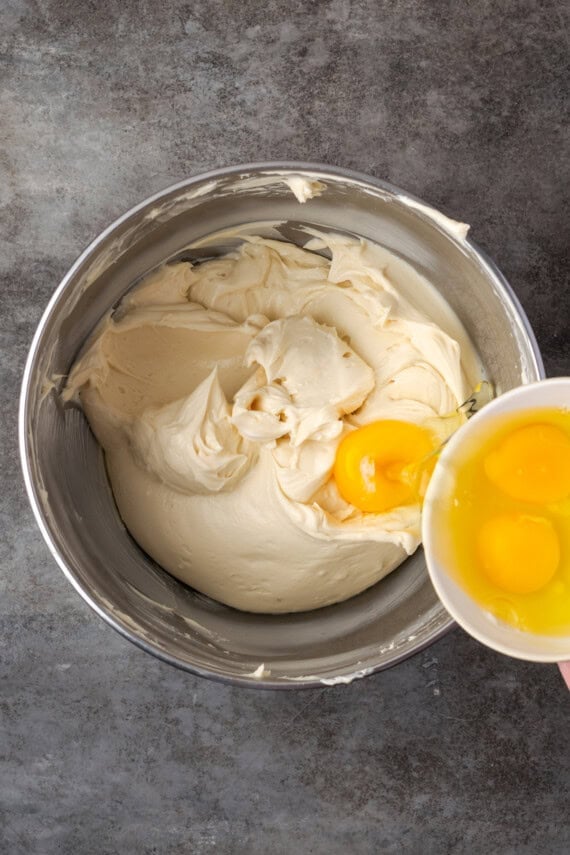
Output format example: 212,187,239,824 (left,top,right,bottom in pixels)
2,1,569,853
